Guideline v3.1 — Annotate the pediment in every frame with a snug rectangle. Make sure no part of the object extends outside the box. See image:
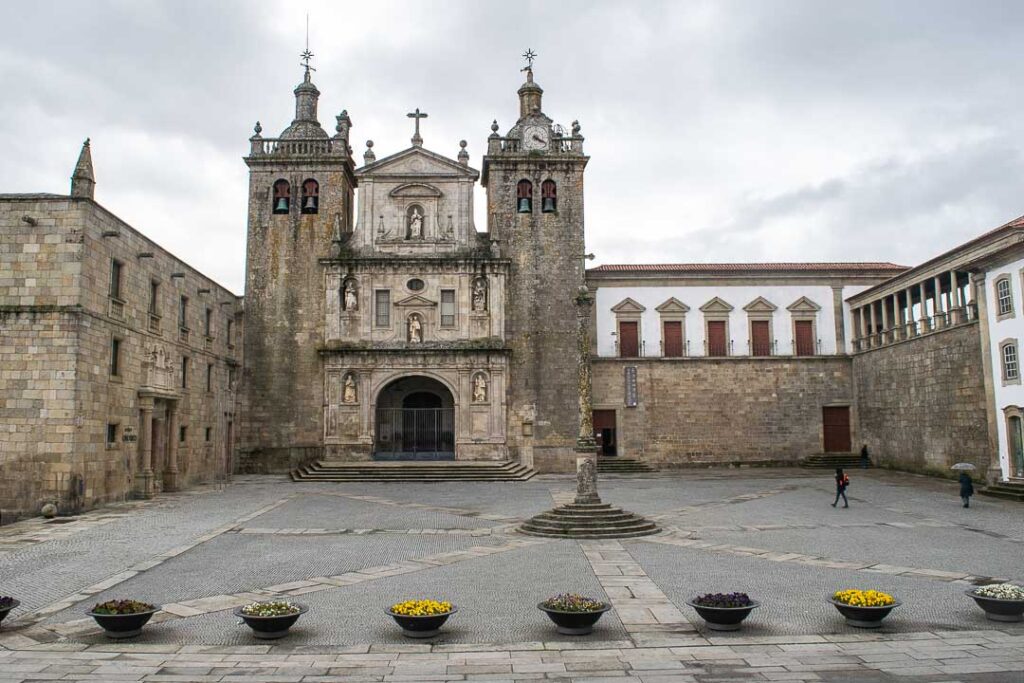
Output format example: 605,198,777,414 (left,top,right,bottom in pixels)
655,297,690,314
787,296,822,313
611,297,646,314
743,296,778,313
389,183,443,199
394,294,437,307
356,146,479,179
699,297,734,313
